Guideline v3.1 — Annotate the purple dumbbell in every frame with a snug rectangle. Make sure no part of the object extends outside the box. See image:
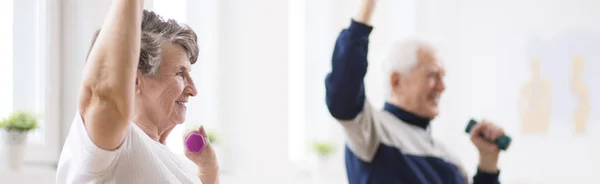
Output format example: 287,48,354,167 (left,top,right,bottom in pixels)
186,133,206,153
